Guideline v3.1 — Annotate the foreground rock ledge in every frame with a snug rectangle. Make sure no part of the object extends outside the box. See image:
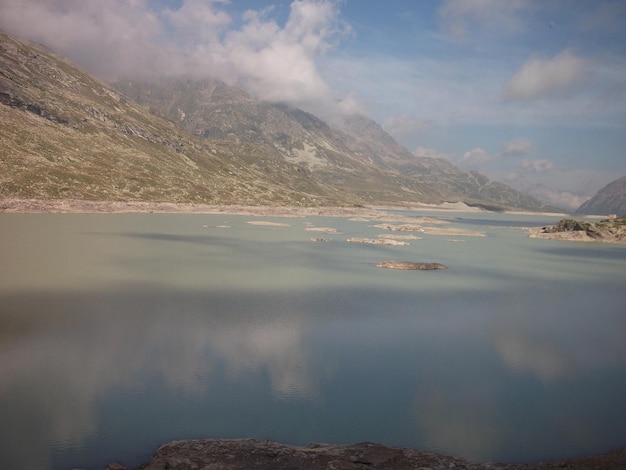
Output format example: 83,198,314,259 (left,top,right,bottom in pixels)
117,439,626,470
